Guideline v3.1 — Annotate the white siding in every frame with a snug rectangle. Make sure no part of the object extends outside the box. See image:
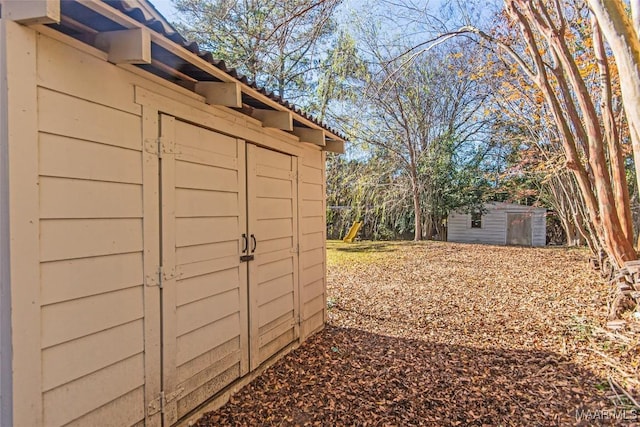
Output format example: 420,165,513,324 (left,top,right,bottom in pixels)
448,203,546,247
448,208,506,245
531,211,547,247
